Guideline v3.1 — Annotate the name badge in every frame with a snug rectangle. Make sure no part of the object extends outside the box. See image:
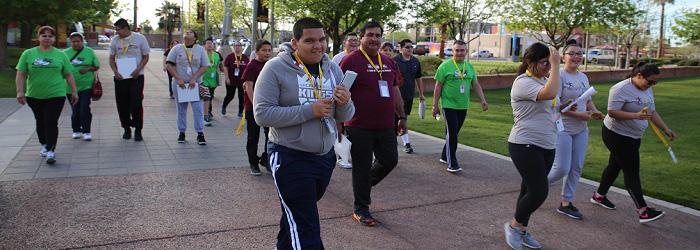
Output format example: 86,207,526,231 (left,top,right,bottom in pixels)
378,80,390,97
323,118,335,133
210,72,216,78
234,68,240,77
186,66,192,75
556,118,565,132
460,84,465,94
